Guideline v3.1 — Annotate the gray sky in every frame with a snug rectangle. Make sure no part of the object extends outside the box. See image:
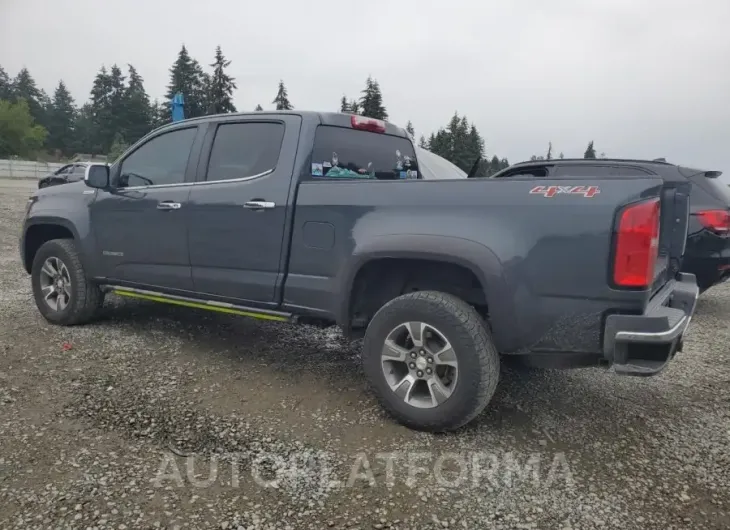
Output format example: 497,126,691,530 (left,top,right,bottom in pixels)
1,0,729,180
